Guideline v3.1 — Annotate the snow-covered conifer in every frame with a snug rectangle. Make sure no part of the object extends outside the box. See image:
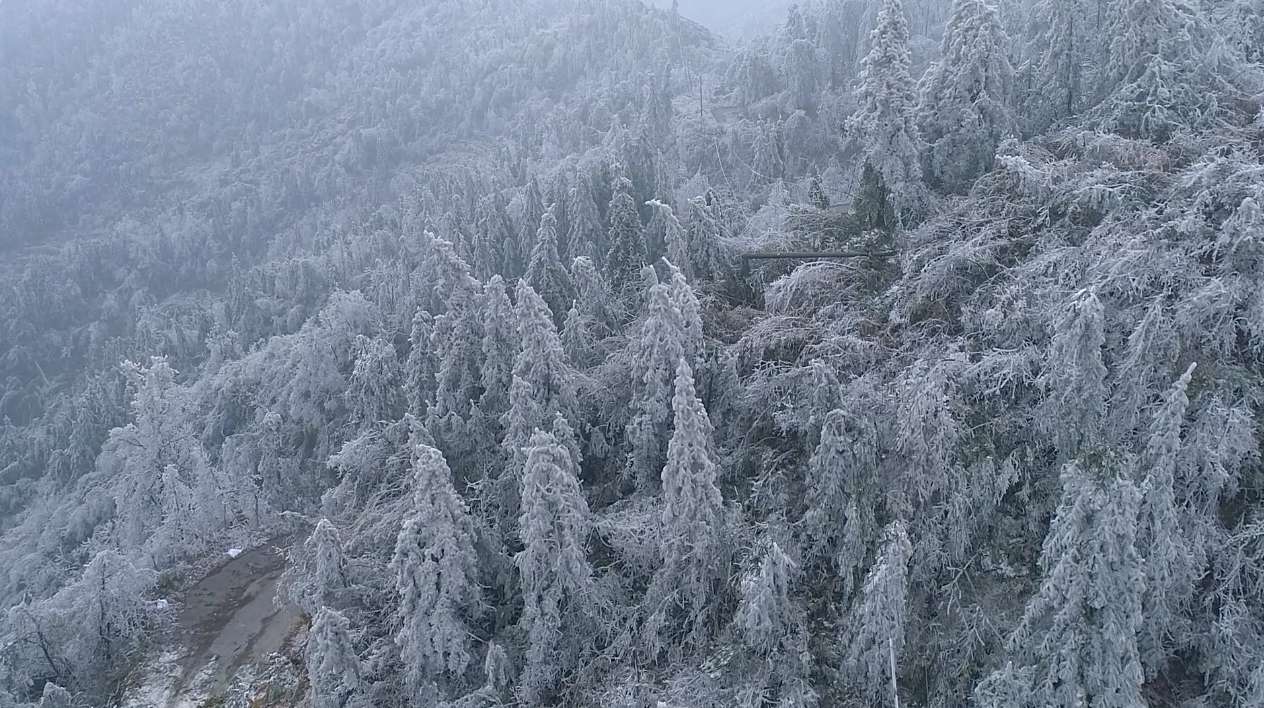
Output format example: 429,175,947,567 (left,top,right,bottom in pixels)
750,121,785,186
510,178,547,278
345,334,403,428
975,459,1145,707
841,521,912,705
665,262,704,369
425,235,485,467
515,430,596,703
391,444,482,692
405,309,438,418
625,285,688,492
1023,0,1091,131
502,282,576,470
307,607,361,708
6,551,156,694
483,640,513,699
571,255,616,336
800,409,881,599
846,0,925,225
476,276,517,456
524,211,576,327
647,200,691,282
736,542,798,655
311,519,349,609
604,175,648,302
38,684,72,708
567,180,604,264
1041,288,1108,457
1137,363,1202,676
918,0,1015,192
684,196,730,282
648,358,727,651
